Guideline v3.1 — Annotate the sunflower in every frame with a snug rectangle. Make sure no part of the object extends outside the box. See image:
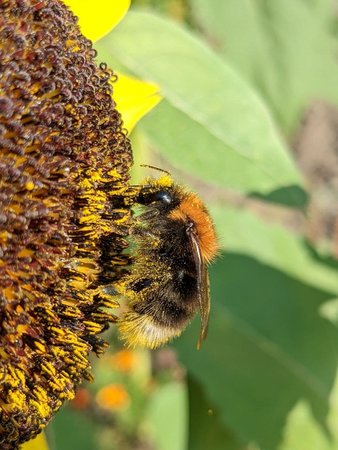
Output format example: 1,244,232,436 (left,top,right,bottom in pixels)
0,1,160,447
